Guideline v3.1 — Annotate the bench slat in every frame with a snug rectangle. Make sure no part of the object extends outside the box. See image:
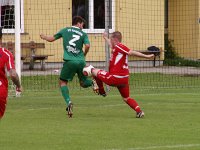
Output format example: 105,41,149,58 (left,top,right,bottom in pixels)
2,41,52,71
